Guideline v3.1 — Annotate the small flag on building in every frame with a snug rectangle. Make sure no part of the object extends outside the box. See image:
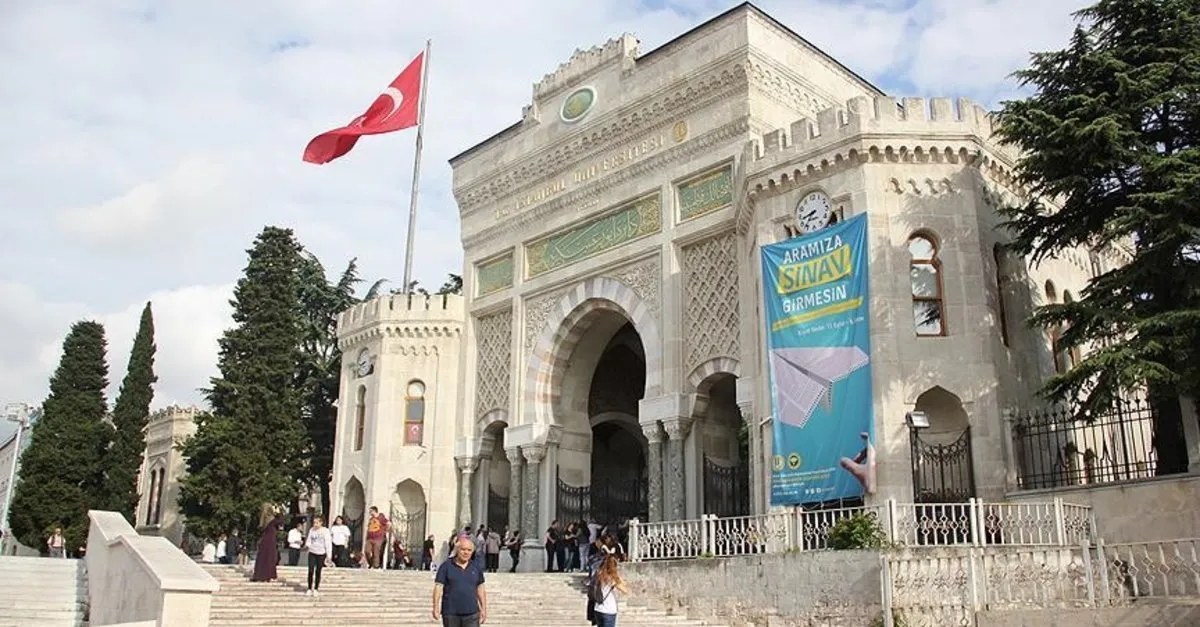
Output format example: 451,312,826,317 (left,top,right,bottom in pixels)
303,51,426,165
